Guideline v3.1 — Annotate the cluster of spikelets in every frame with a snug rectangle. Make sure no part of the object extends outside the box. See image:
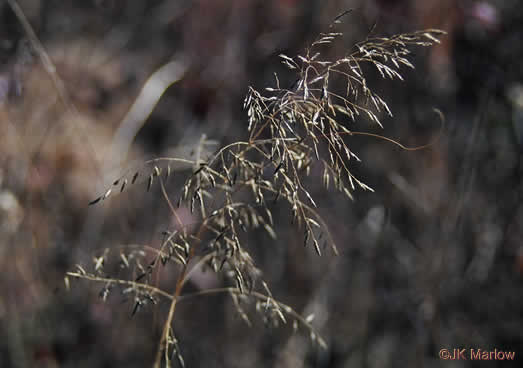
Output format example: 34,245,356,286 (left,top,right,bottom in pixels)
67,23,445,366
